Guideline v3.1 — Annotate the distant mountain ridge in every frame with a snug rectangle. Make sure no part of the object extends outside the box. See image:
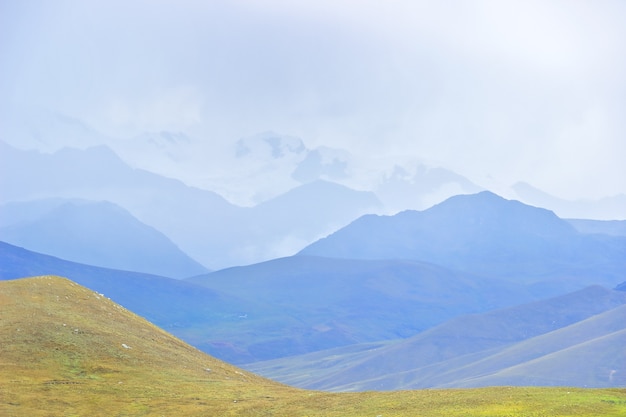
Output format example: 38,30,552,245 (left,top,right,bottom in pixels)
299,191,626,290
0,199,208,278
512,181,626,220
374,164,484,212
566,218,626,237
188,255,538,362
0,141,382,269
